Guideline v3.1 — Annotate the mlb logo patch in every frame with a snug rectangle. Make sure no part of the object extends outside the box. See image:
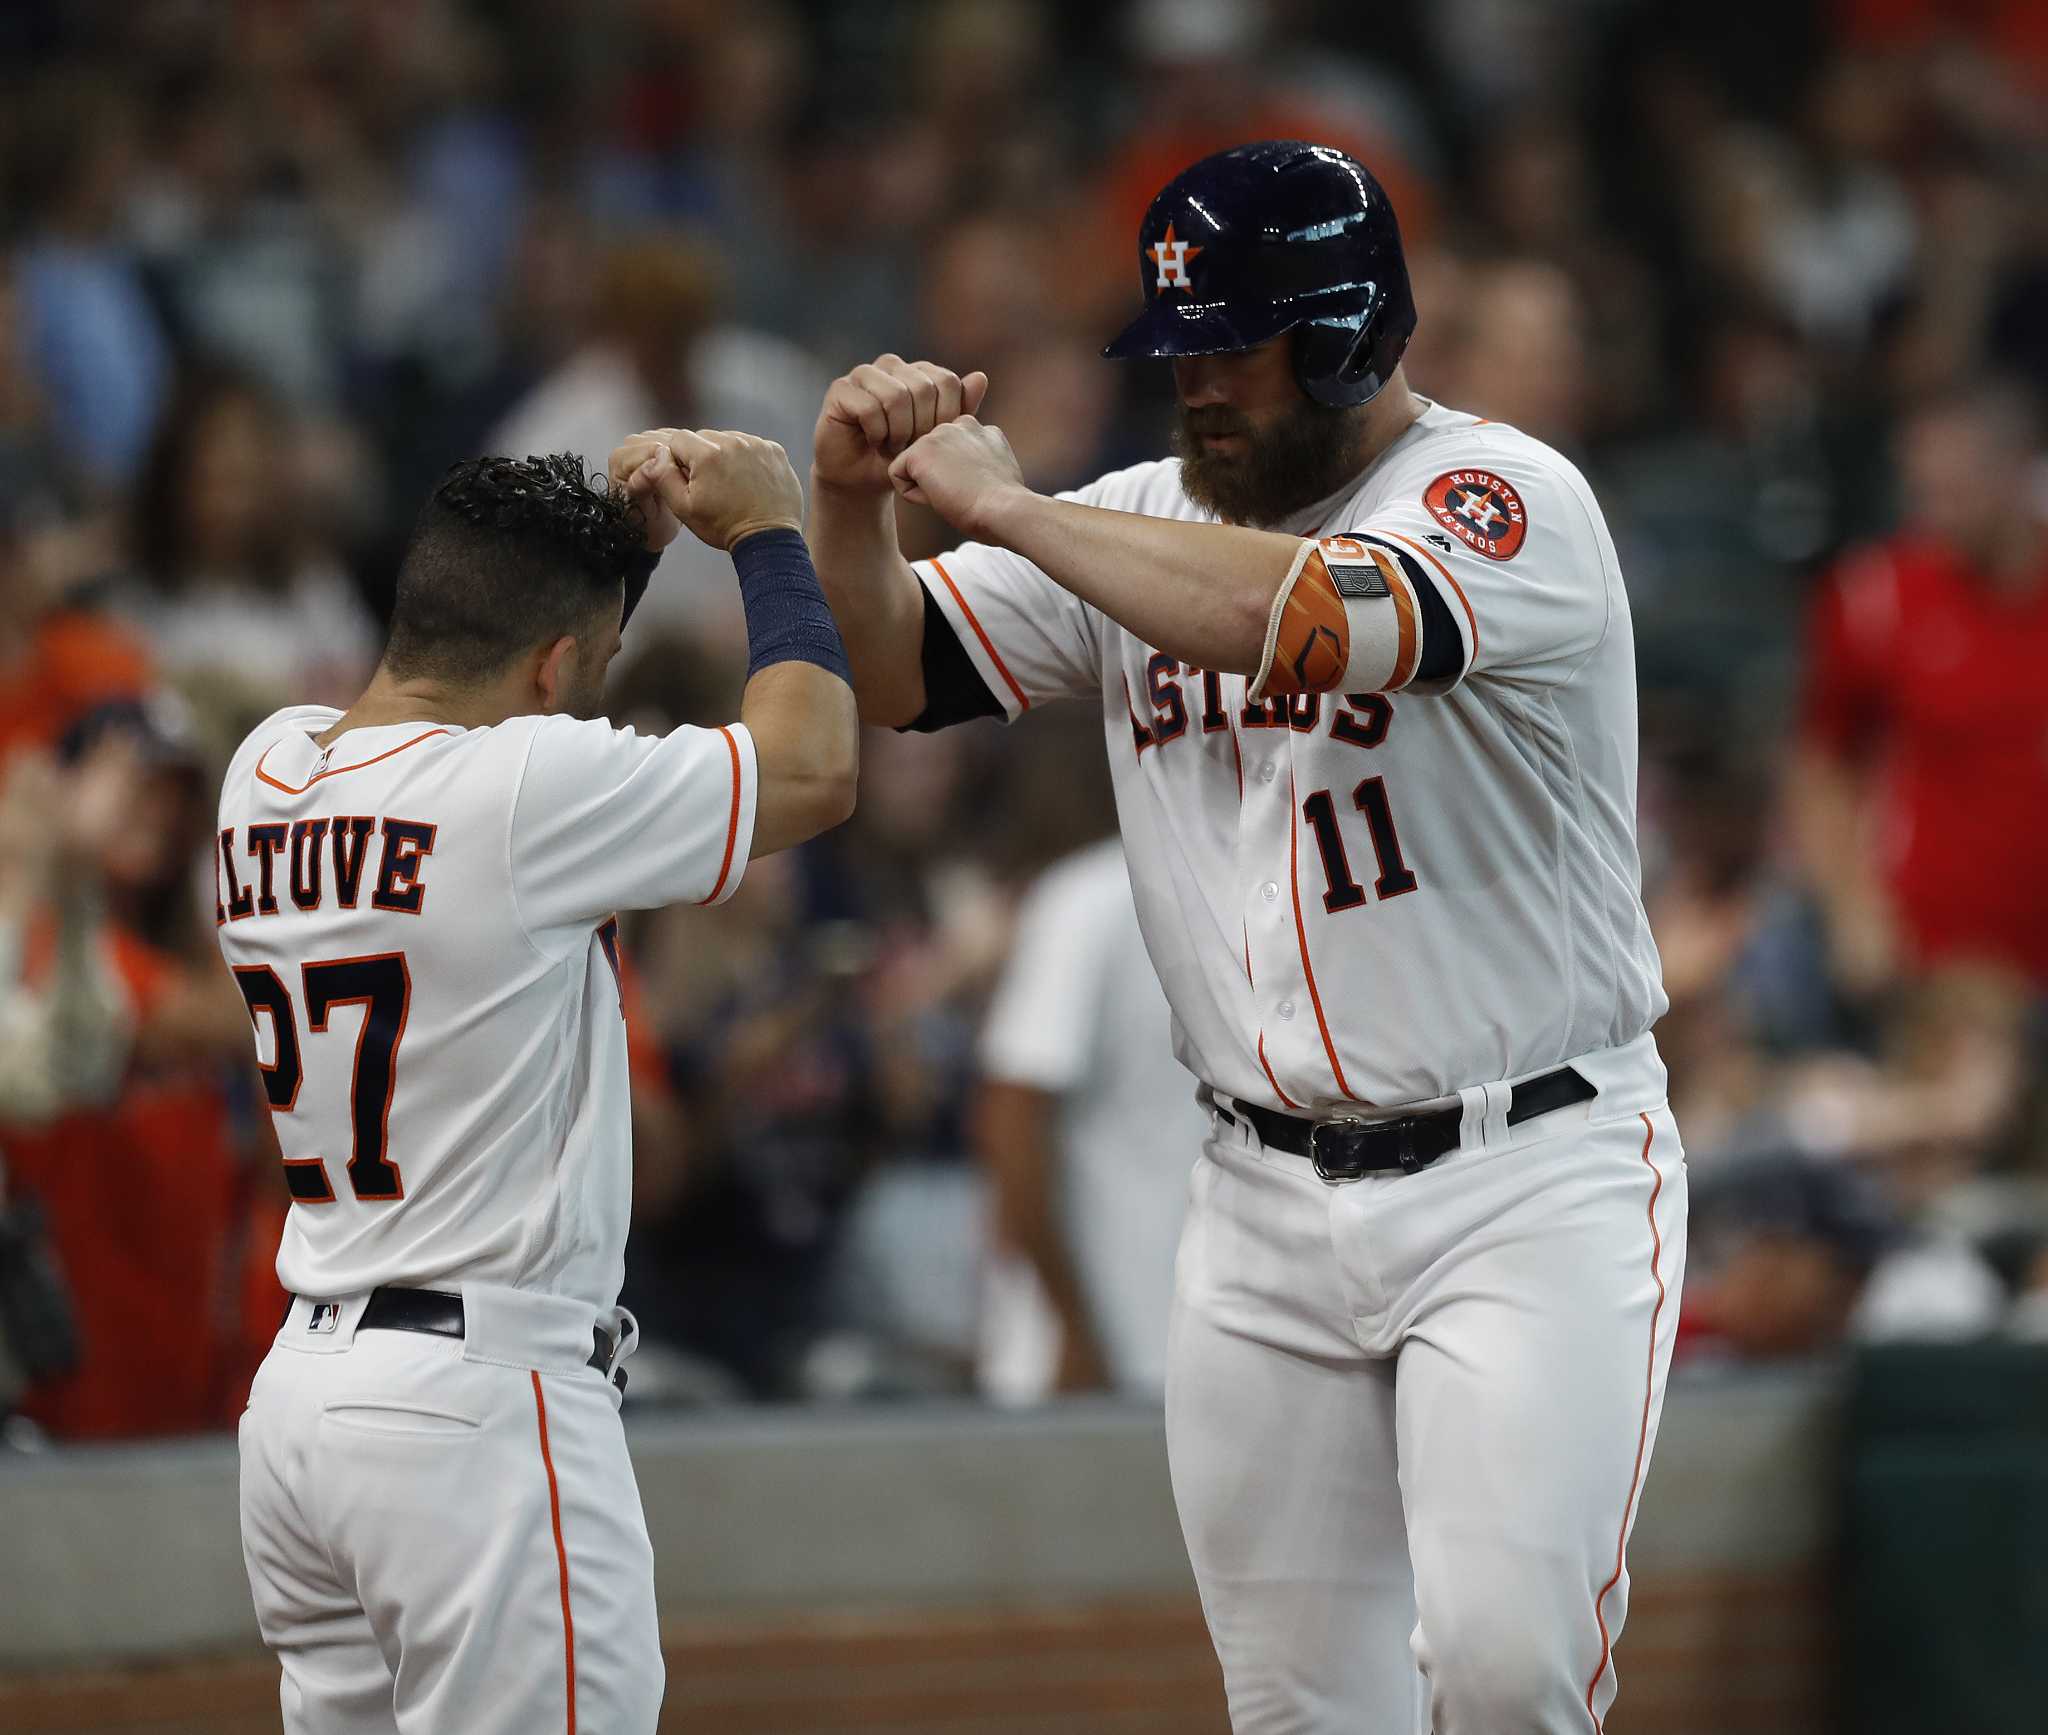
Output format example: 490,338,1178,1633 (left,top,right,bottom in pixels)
308,1302,343,1334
